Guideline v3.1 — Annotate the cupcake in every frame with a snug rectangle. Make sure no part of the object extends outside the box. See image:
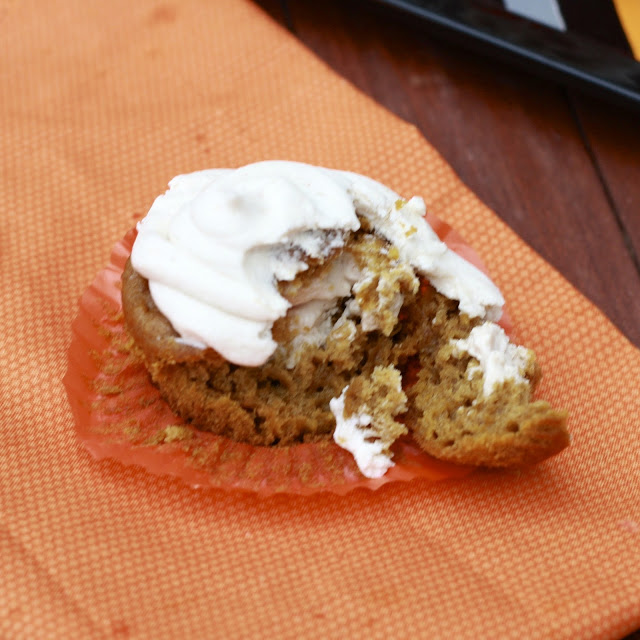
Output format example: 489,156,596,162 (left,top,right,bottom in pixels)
121,161,568,478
